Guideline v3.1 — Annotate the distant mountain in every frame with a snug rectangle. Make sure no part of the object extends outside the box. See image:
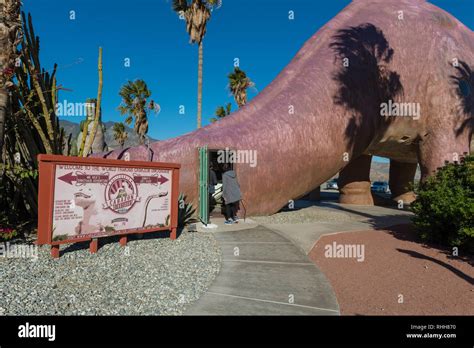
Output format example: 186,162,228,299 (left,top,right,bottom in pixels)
369,161,390,182
59,120,81,141
60,118,423,182
327,160,421,183
59,120,158,150
370,161,421,182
